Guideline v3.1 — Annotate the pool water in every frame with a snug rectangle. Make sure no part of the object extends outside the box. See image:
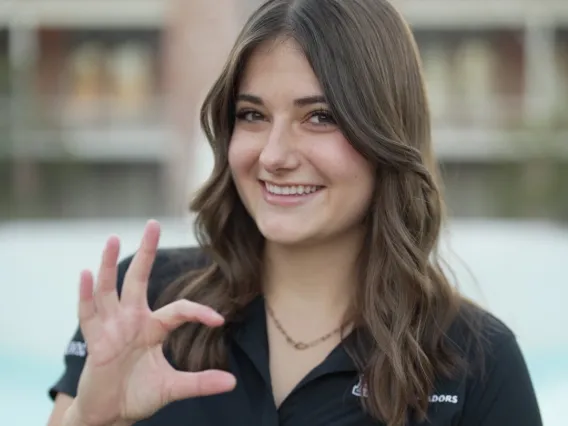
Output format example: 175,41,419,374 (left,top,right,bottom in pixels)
1,219,567,425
